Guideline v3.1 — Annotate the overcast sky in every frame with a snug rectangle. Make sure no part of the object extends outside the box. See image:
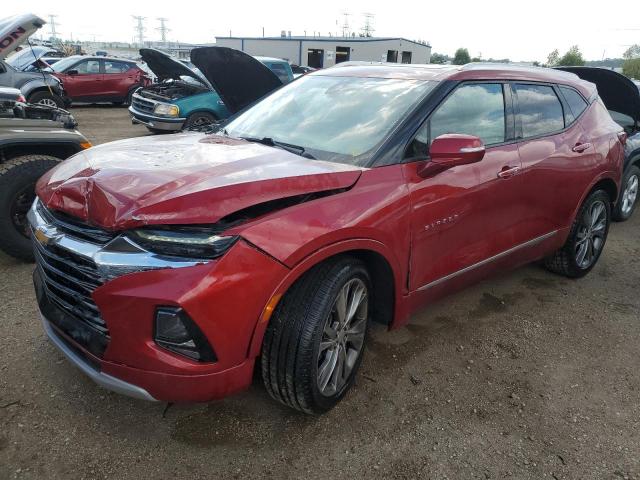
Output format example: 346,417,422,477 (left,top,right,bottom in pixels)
8,0,639,62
